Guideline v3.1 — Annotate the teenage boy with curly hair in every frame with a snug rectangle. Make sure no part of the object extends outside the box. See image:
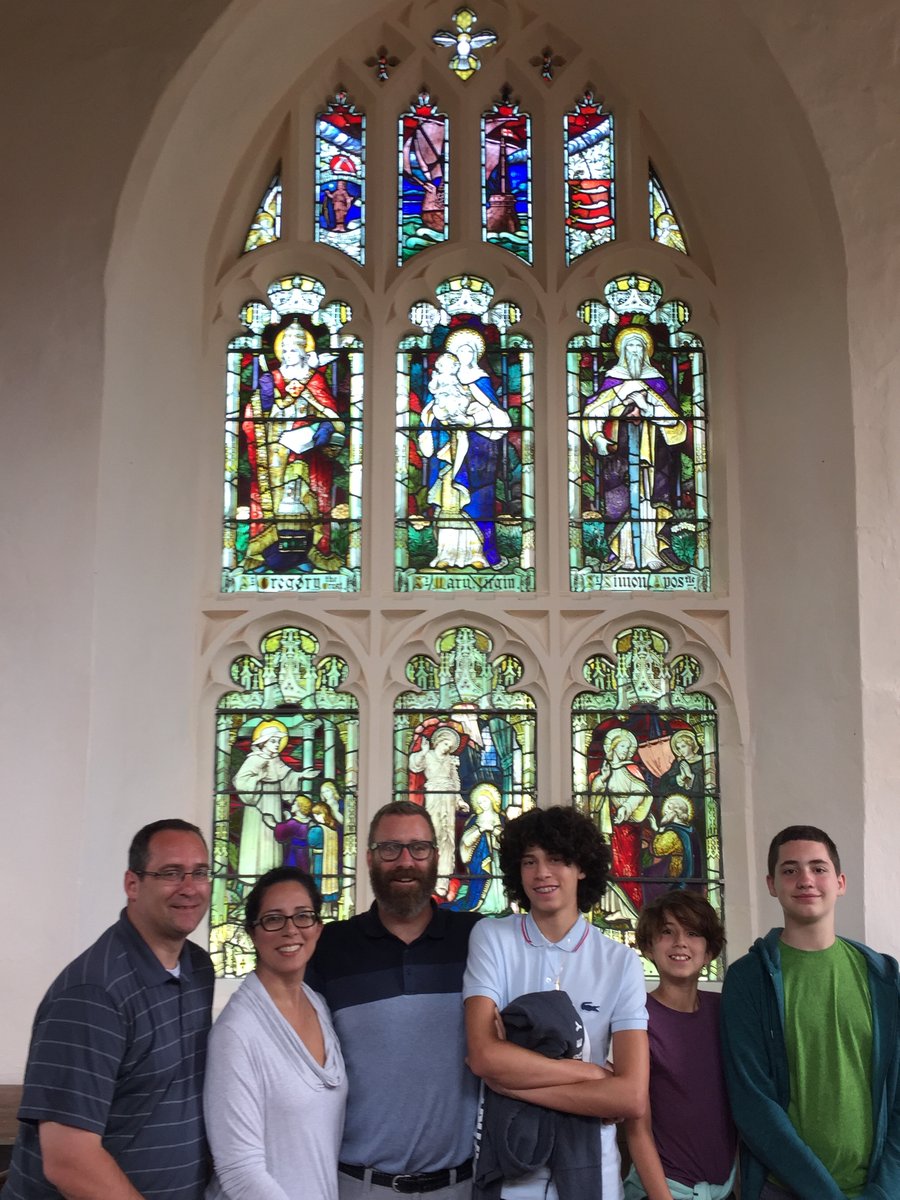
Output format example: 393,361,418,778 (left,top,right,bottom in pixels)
464,805,649,1200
